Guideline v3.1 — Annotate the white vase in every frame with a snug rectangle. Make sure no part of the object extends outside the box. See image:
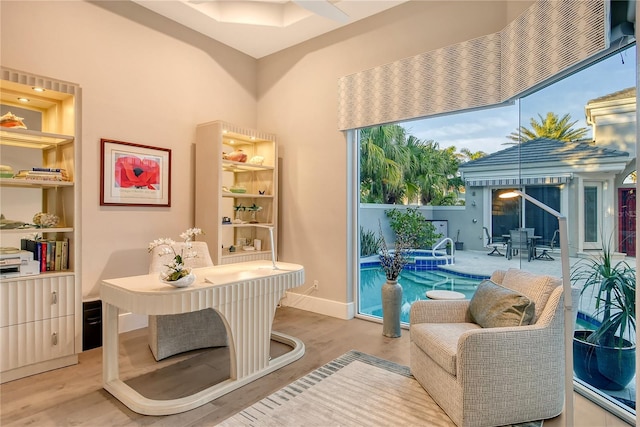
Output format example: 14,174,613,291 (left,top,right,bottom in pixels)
381,279,402,338
161,270,196,288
